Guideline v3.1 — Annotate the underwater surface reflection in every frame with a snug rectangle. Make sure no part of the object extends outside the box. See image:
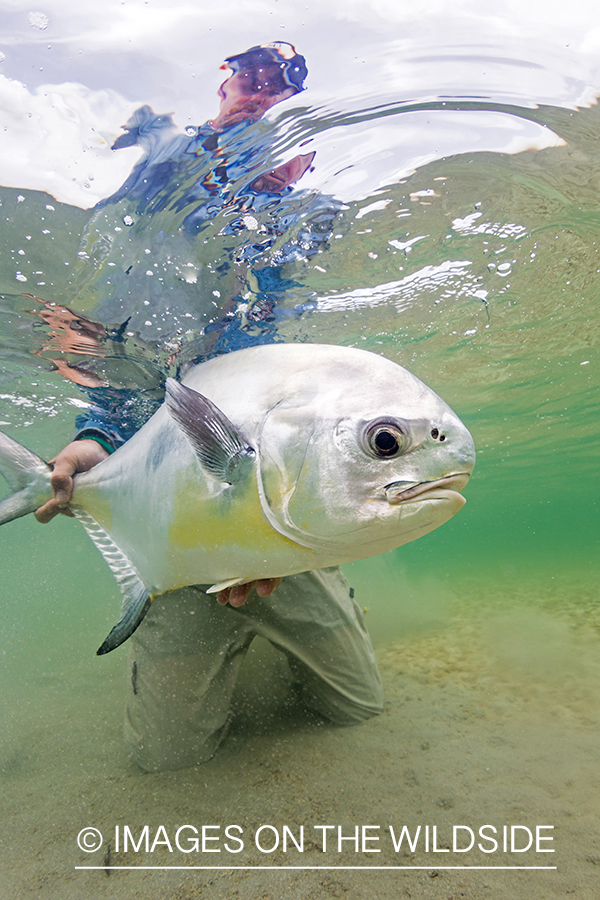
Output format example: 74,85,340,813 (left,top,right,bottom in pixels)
0,3,599,898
